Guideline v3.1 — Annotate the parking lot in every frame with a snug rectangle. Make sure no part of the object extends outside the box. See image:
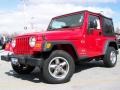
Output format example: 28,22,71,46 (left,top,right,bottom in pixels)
0,50,120,90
